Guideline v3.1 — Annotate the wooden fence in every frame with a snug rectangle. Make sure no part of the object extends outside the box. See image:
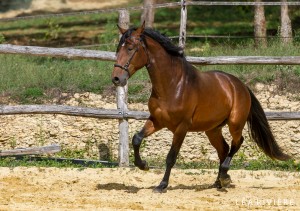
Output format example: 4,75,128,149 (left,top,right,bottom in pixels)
0,2,300,166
